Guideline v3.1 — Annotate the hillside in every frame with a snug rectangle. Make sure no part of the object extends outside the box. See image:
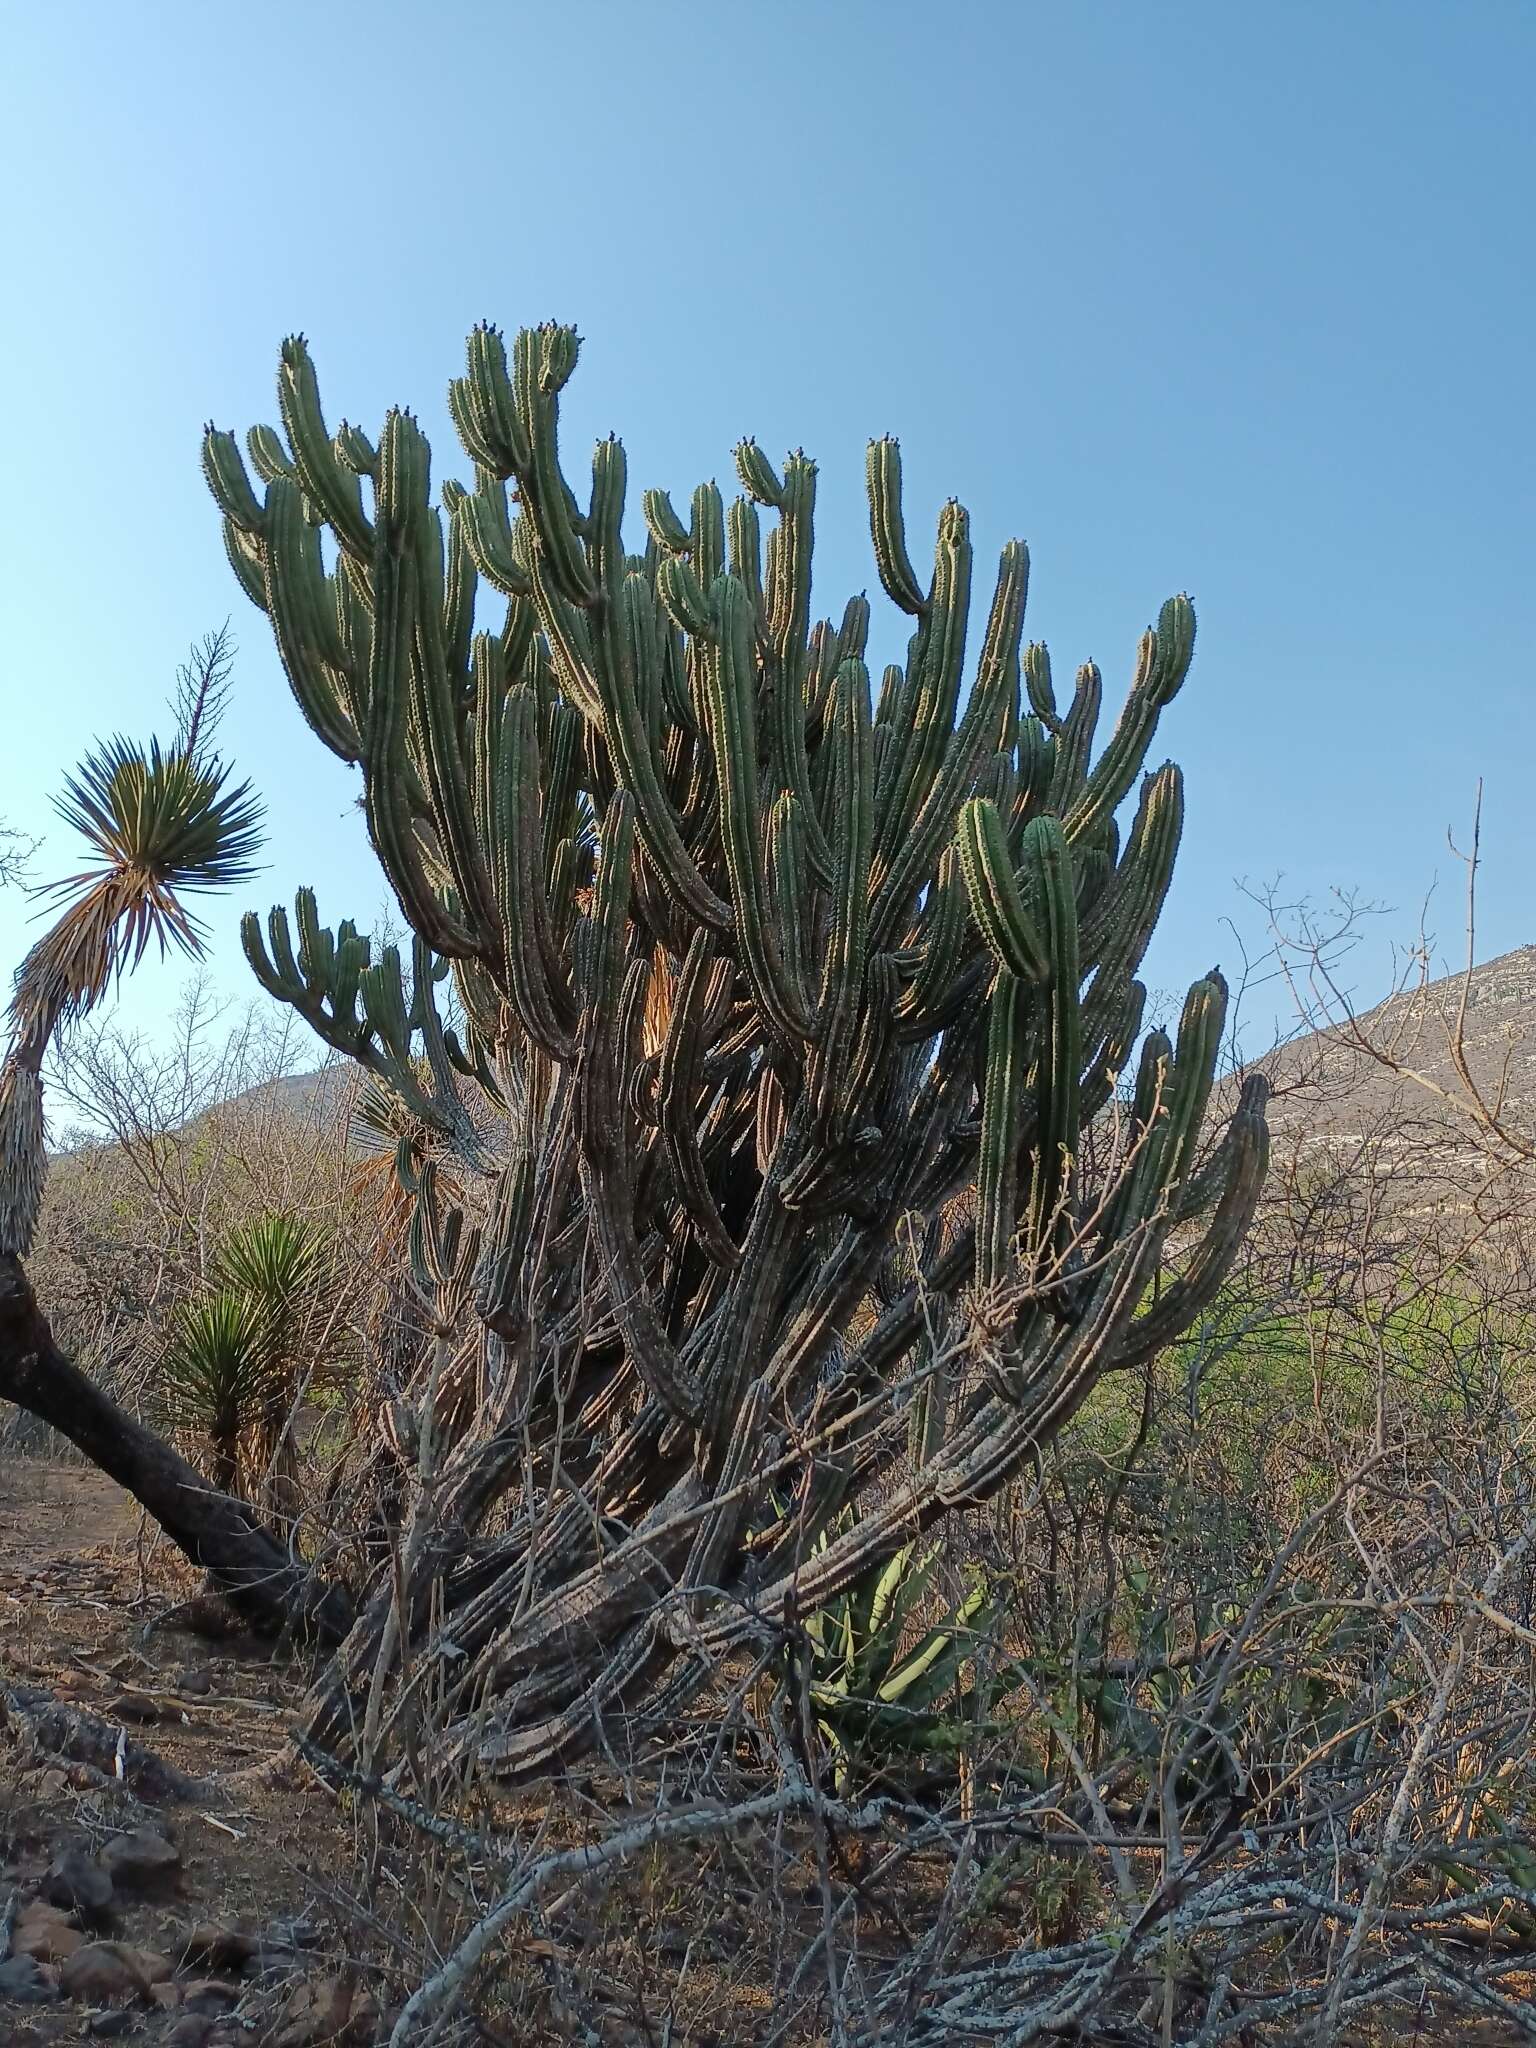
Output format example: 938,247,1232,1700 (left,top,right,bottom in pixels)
1248,943,1536,1243
216,1062,353,1128
150,948,1536,1171
1266,942,1536,1137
